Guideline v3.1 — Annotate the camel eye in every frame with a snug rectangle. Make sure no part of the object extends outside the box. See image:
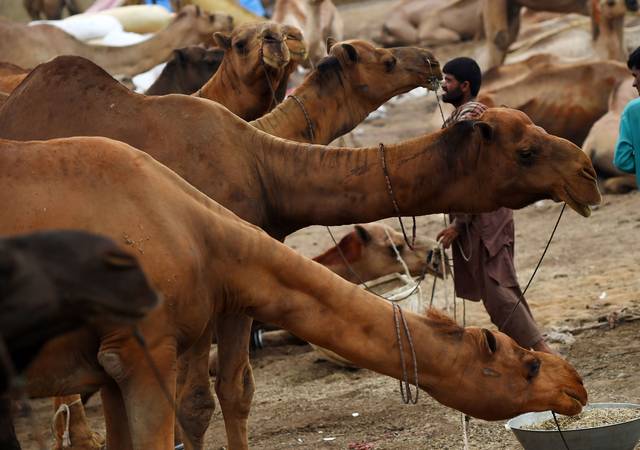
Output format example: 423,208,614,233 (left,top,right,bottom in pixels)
234,40,247,52
527,358,541,381
517,148,536,167
384,57,396,72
